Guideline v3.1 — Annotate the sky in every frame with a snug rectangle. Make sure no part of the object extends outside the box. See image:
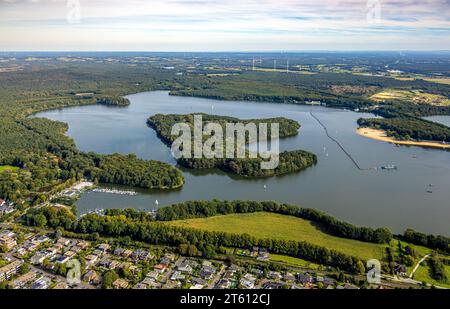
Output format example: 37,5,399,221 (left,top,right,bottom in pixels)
0,0,449,51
